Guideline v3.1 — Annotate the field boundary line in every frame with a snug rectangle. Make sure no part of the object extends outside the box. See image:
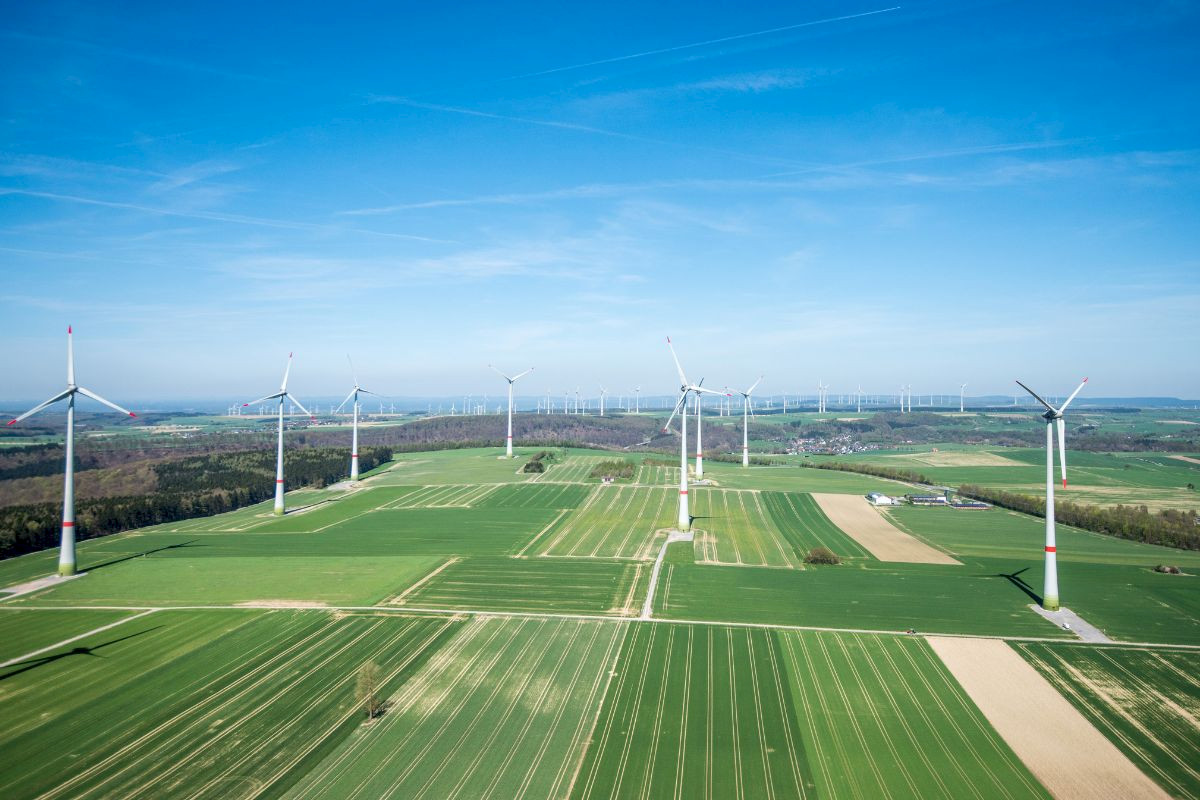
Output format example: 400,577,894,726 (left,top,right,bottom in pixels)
12,602,1200,649
928,636,1171,800
0,609,157,669
384,557,462,606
